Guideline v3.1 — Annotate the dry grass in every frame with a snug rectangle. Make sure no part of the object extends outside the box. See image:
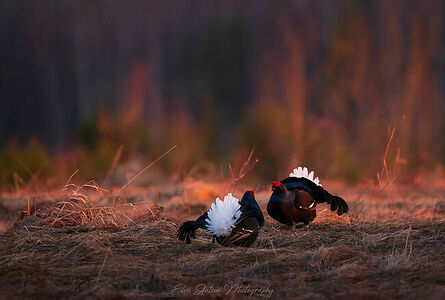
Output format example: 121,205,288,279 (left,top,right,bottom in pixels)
0,180,444,299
